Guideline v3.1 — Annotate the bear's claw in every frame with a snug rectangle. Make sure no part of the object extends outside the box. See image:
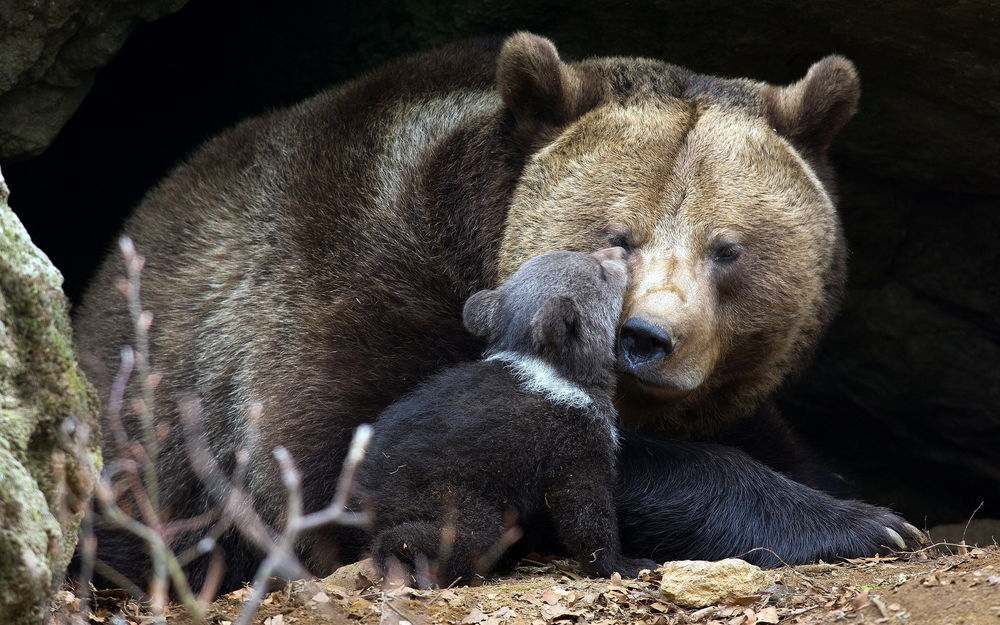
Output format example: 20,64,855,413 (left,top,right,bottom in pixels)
884,527,906,550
